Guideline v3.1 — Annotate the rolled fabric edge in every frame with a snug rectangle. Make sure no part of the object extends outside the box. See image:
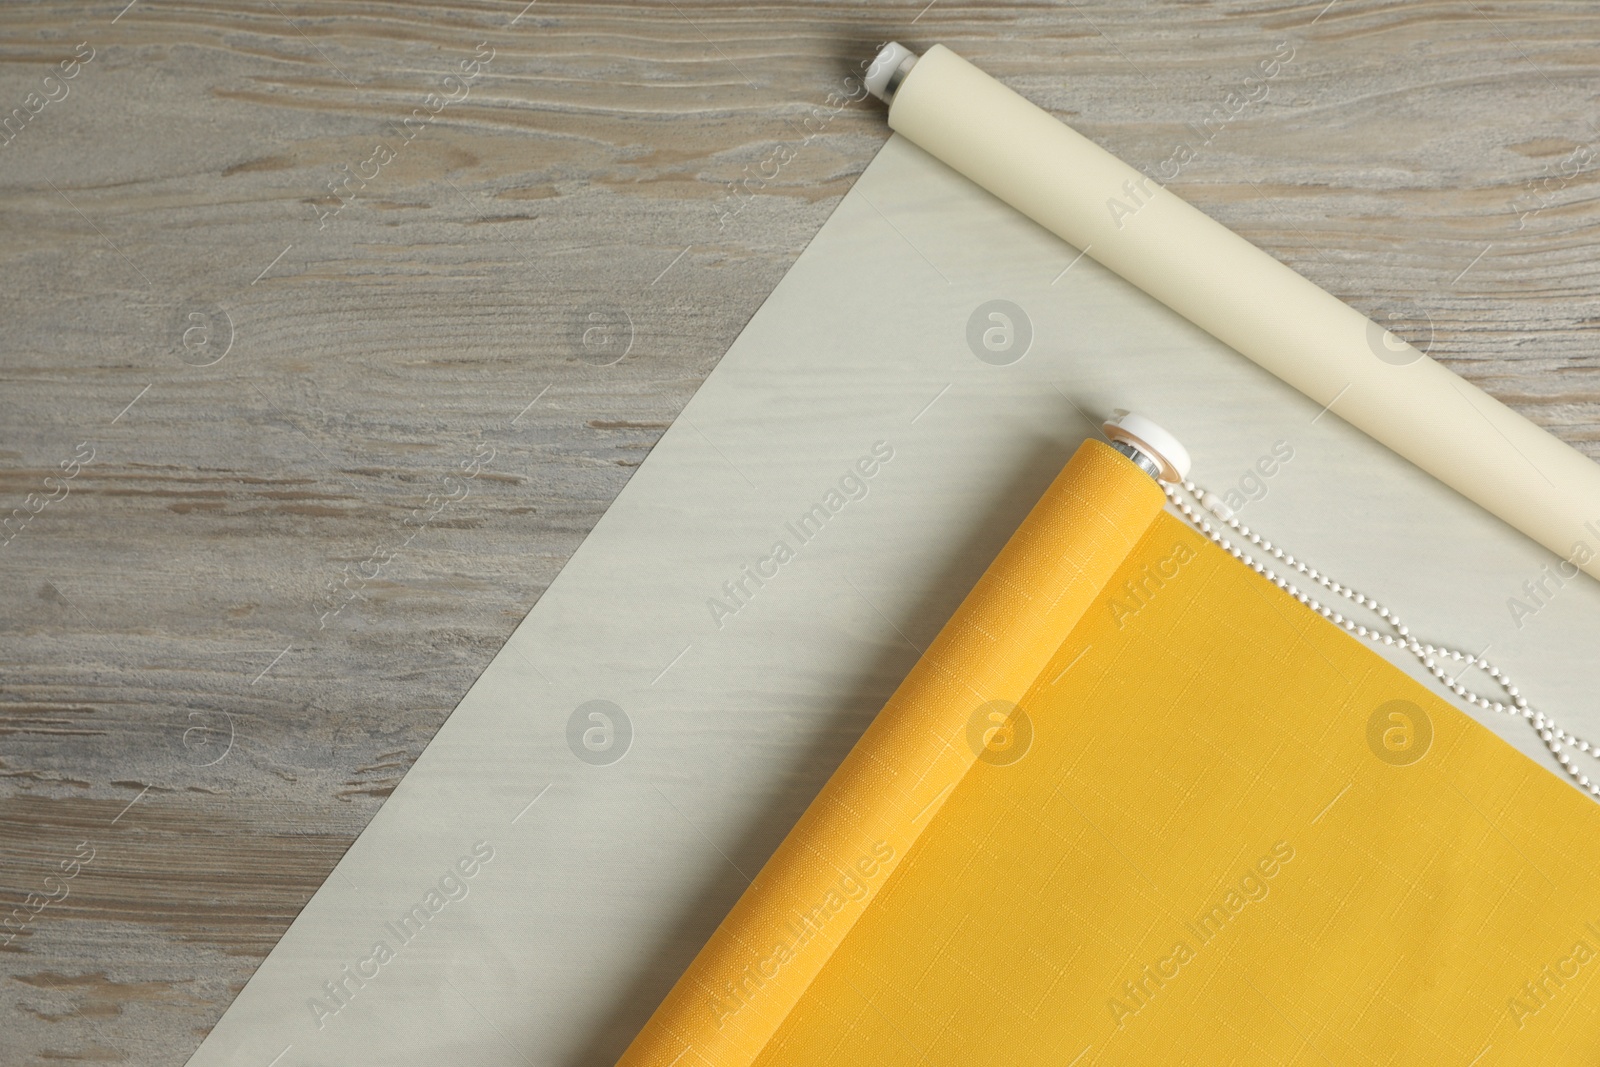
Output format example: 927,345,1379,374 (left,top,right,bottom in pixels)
614,439,1166,1066
887,43,1600,581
